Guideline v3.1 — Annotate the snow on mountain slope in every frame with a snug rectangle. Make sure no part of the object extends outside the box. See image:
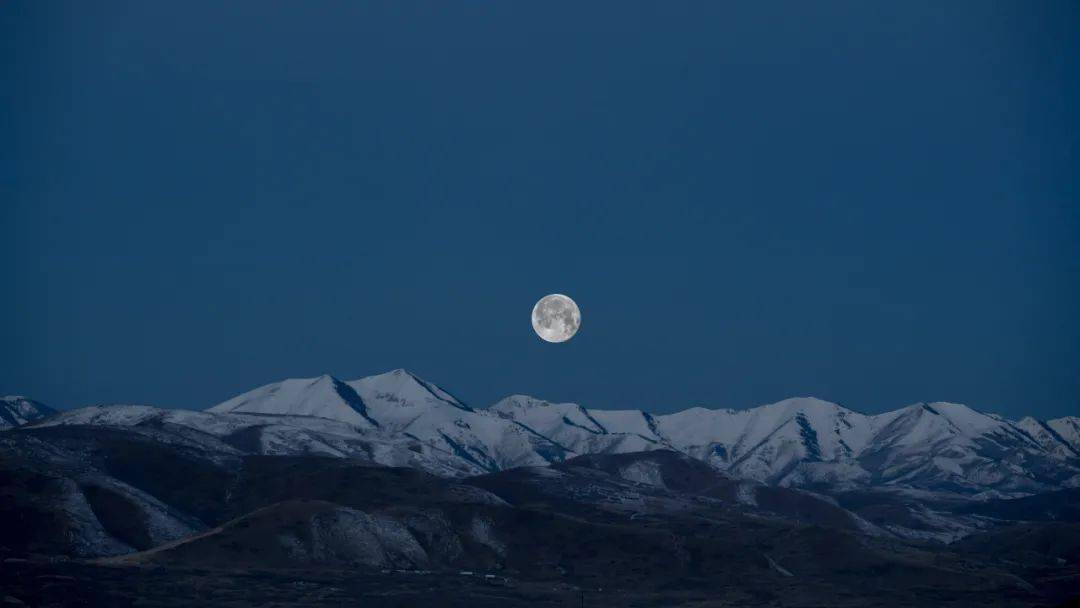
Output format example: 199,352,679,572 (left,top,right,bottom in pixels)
345,370,569,472
490,395,604,436
495,396,884,485
208,375,378,428
490,395,662,456
0,396,56,429
1047,417,1080,452
38,404,168,428
348,369,468,416
870,402,1022,452
858,402,1070,494
1016,417,1080,461
654,398,882,483
588,408,666,443
345,369,471,432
